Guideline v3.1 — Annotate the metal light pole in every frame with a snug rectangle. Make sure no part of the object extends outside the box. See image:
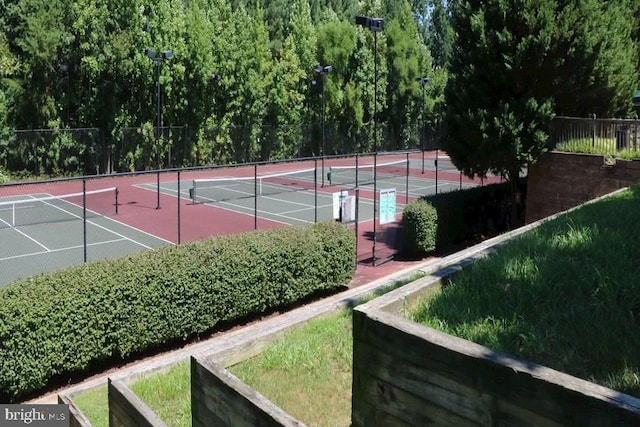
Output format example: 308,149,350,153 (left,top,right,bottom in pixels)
356,15,384,265
145,48,173,209
314,64,333,187
417,76,430,173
